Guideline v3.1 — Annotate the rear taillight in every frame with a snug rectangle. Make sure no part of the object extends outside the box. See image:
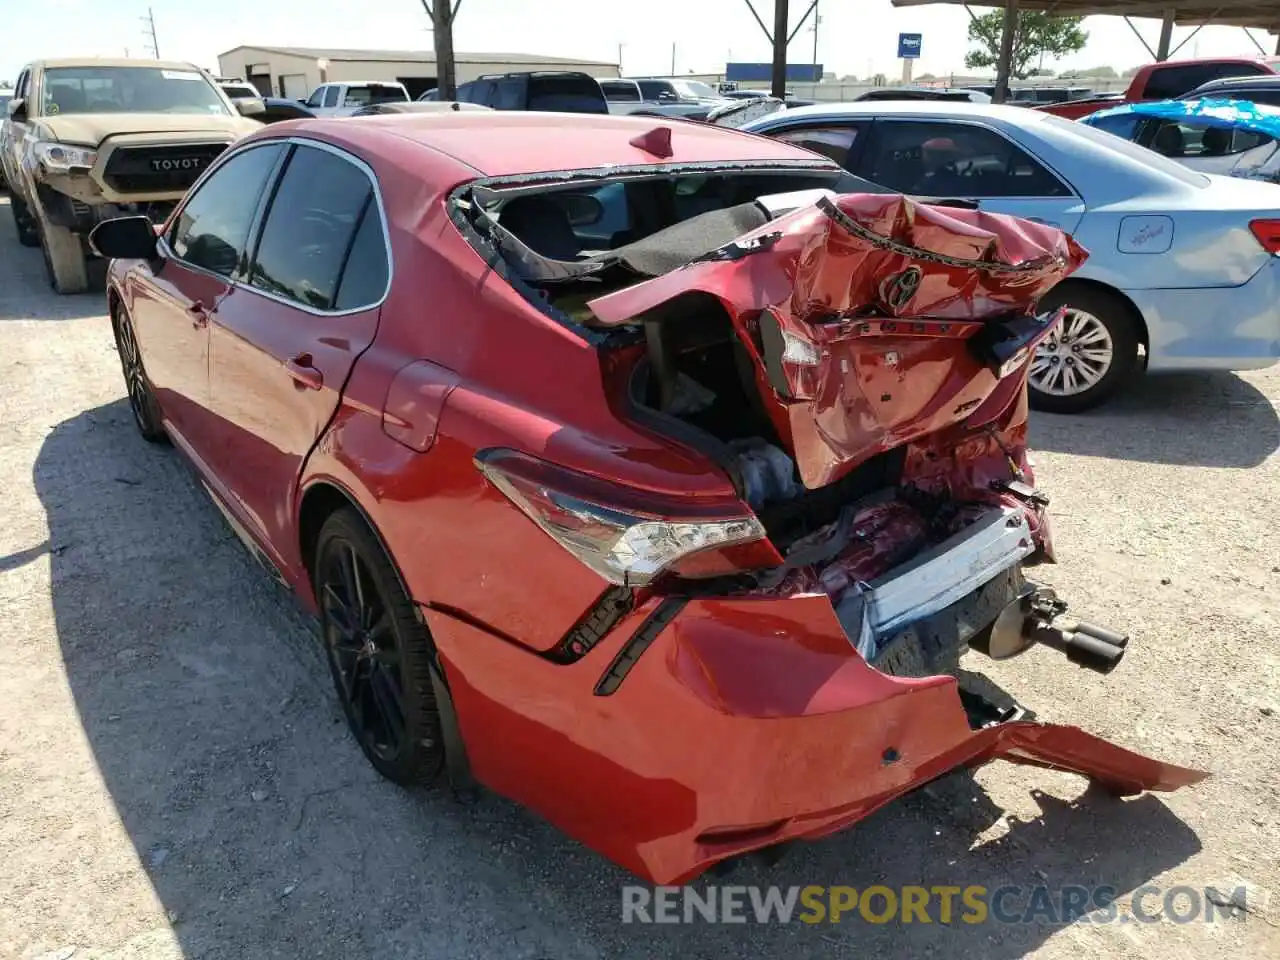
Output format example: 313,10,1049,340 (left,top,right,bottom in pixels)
1249,219,1280,254
475,449,768,586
